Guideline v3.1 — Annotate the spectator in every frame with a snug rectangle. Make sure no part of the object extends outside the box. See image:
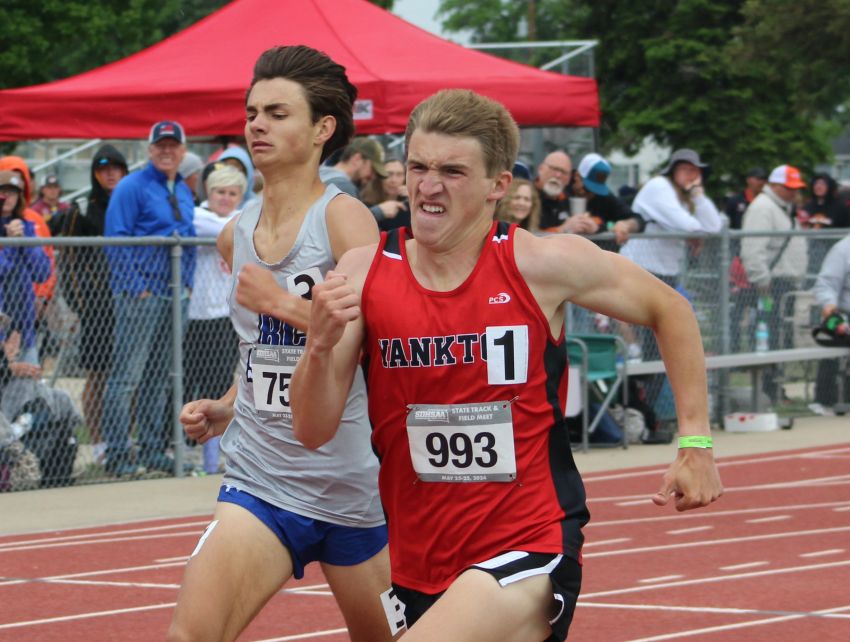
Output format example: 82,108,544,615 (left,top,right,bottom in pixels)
512,159,533,180
725,167,768,230
320,137,407,224
741,164,808,402
566,153,647,337
361,157,410,232
50,144,128,464
801,172,850,276
570,153,646,250
31,175,71,222
811,231,850,407
801,173,850,231
217,146,257,207
495,178,540,232
620,149,723,412
0,156,57,313
101,120,196,476
178,152,204,205
621,149,723,286
535,150,574,230
0,171,51,366
183,166,245,474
